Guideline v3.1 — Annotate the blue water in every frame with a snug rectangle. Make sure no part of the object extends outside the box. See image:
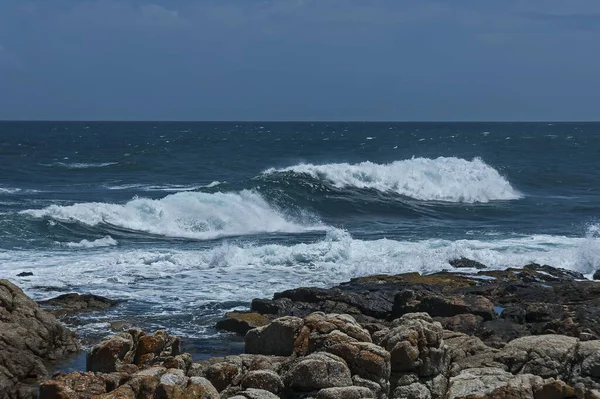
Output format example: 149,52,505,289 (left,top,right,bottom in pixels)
1,122,599,354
